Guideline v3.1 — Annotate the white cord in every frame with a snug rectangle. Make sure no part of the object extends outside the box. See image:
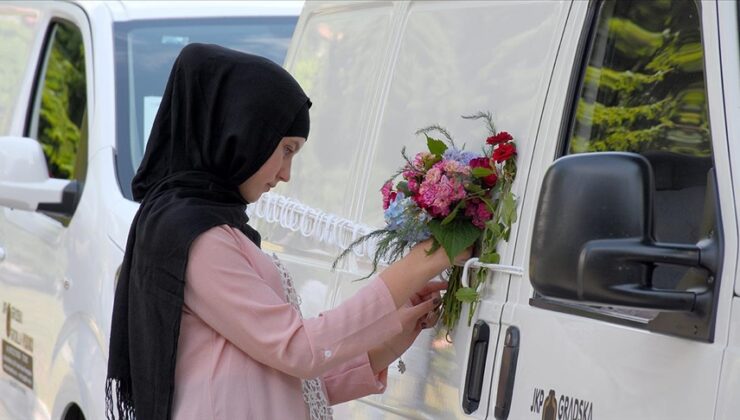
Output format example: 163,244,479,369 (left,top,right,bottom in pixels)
247,192,378,258
458,257,525,288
